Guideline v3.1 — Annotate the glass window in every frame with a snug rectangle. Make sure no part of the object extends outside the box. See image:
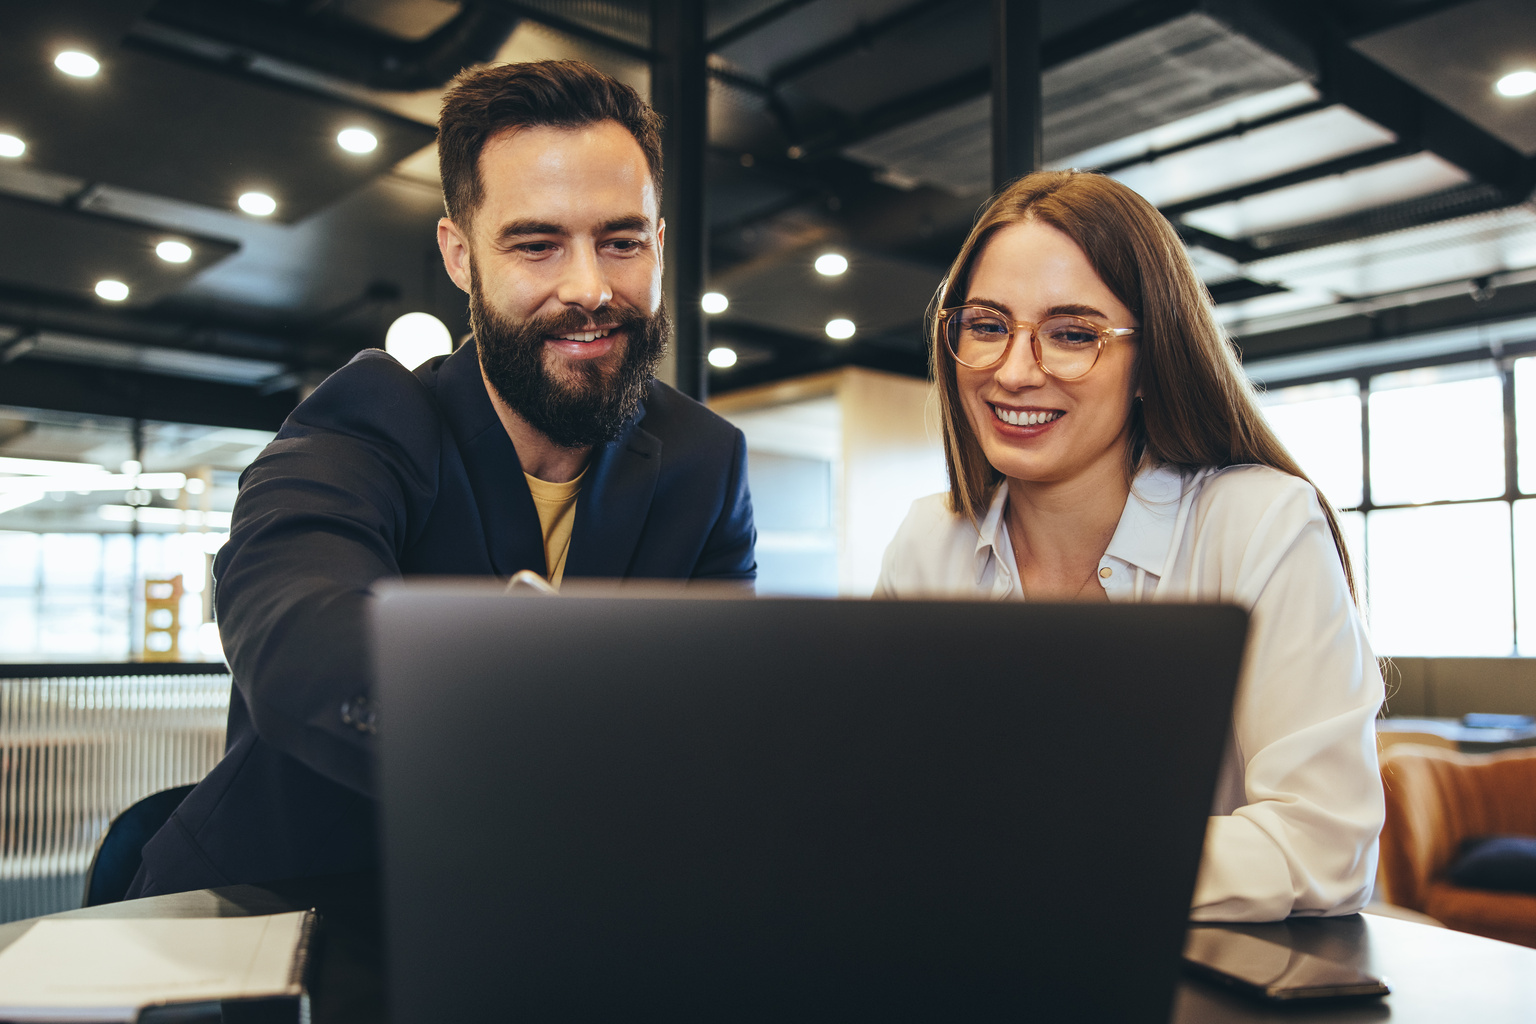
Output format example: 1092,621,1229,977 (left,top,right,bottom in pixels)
1258,380,1363,509
1512,499,1536,654
40,533,102,588
1369,363,1504,505
0,597,37,656
1516,357,1536,495
1366,502,1512,655
0,531,40,588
